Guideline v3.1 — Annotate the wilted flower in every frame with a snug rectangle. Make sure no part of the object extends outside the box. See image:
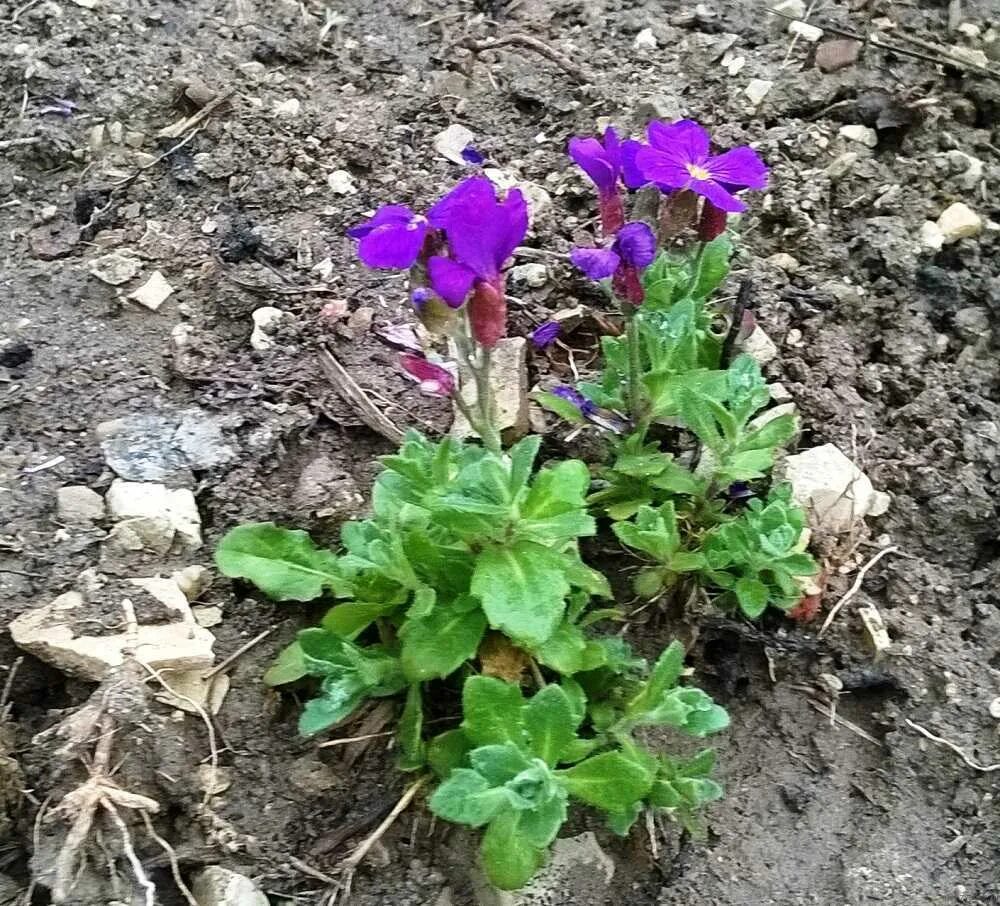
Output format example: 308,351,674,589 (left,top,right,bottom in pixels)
570,221,657,305
530,321,561,349
634,120,768,213
551,385,596,416
399,353,456,397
